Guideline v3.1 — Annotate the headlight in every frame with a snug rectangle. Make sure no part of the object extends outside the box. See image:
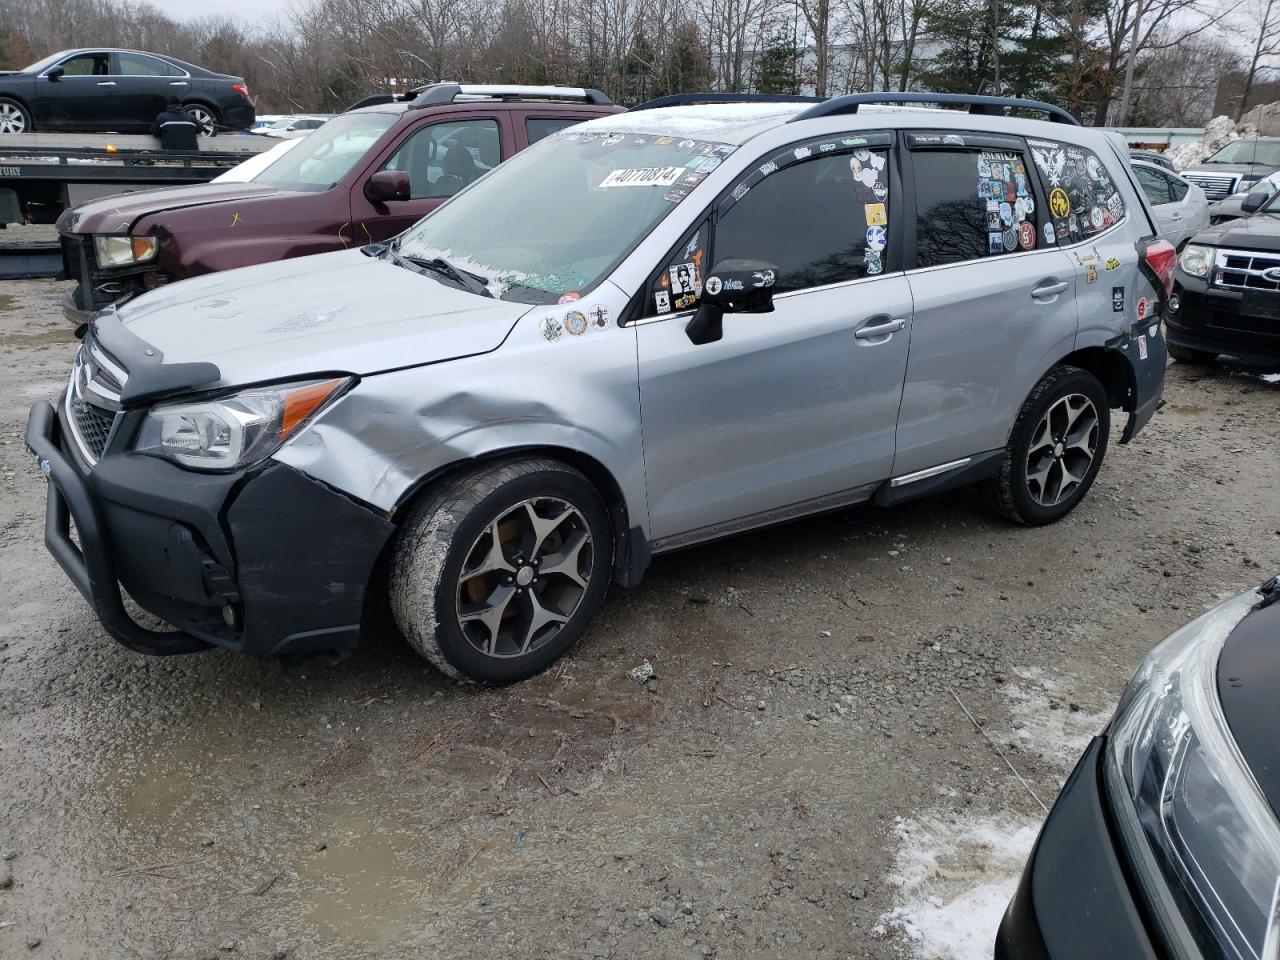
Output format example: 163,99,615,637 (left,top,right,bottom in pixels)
134,377,351,471
1106,588,1275,960
93,234,158,268
1178,244,1213,279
